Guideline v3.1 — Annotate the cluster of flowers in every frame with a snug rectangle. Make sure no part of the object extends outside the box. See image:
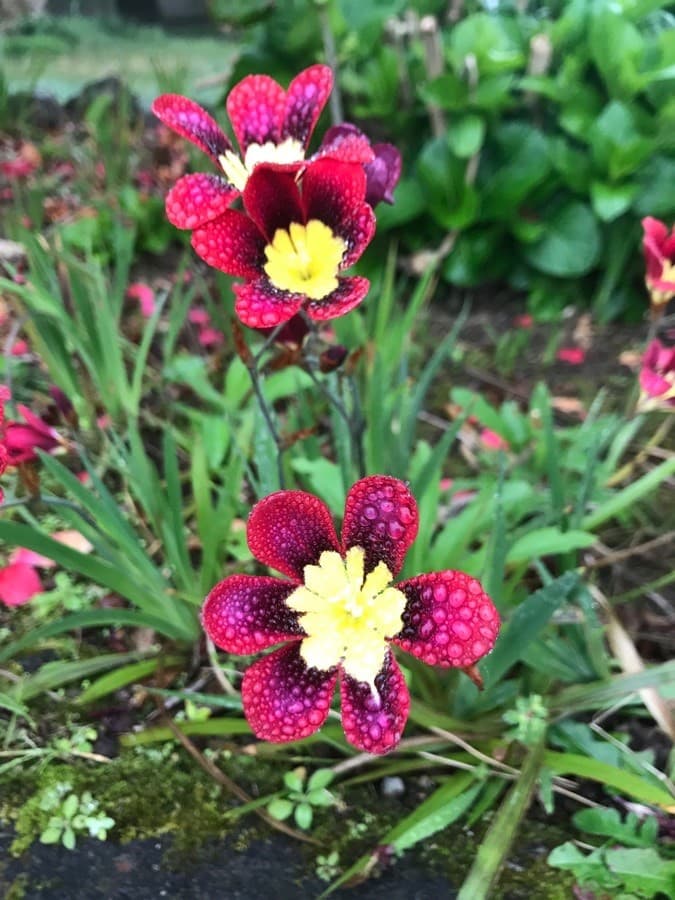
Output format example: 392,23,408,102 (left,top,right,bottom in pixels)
0,387,62,504
152,65,400,330
640,217,675,410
